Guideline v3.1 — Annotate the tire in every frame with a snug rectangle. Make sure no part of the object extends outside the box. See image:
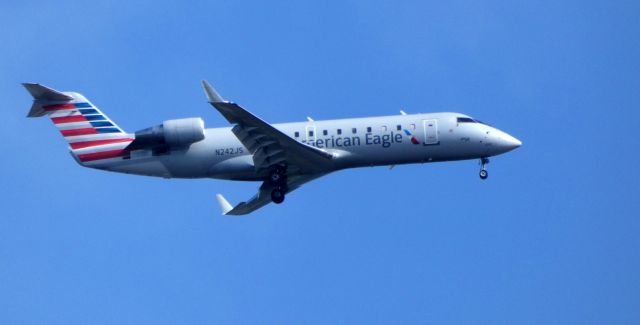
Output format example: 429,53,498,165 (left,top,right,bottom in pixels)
479,169,488,180
271,188,285,204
